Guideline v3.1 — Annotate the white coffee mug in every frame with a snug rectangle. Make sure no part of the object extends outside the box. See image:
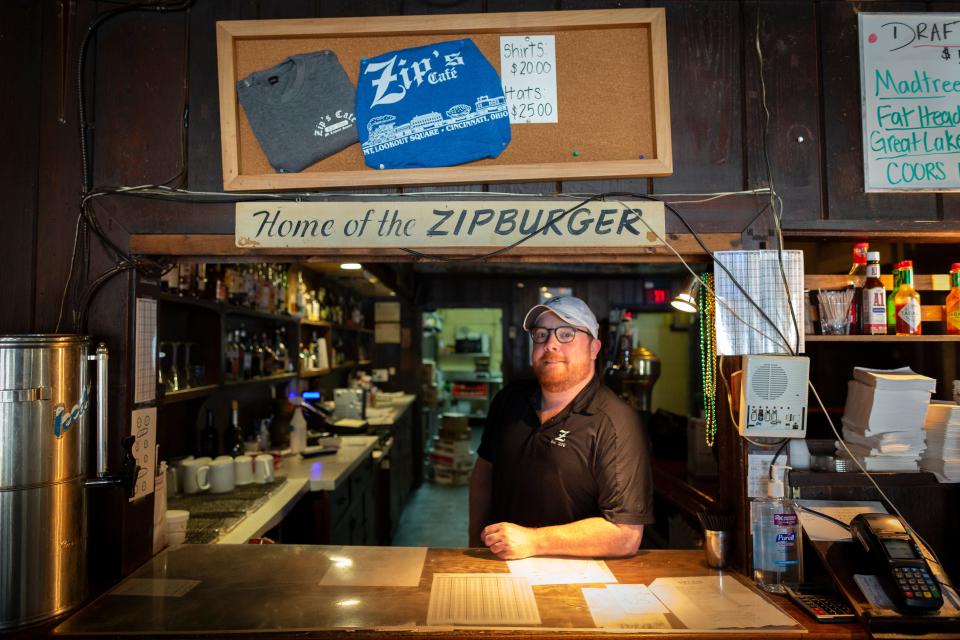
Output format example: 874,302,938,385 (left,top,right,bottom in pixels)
234,455,253,485
181,459,210,494
209,458,236,494
254,454,274,484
